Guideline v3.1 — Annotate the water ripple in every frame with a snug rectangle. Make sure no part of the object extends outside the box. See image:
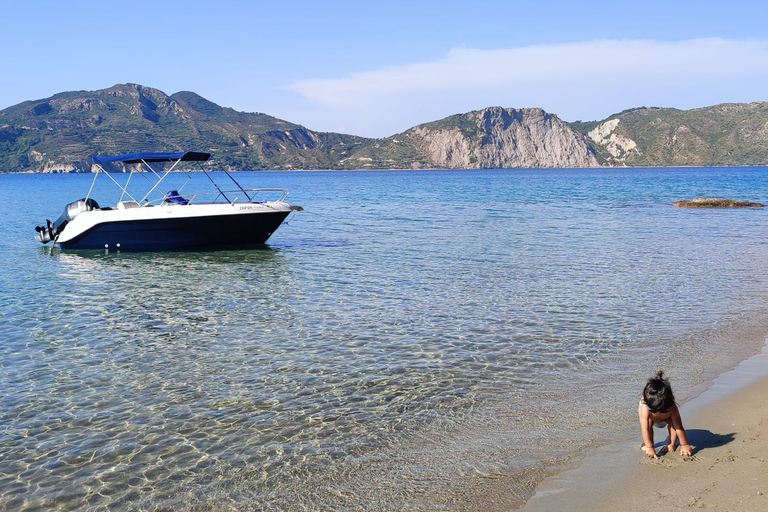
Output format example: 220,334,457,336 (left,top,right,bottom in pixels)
3,168,768,509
